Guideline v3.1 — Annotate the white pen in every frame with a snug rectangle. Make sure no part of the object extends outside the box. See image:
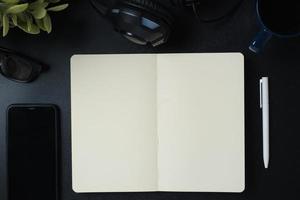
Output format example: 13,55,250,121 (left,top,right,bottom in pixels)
260,77,269,169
